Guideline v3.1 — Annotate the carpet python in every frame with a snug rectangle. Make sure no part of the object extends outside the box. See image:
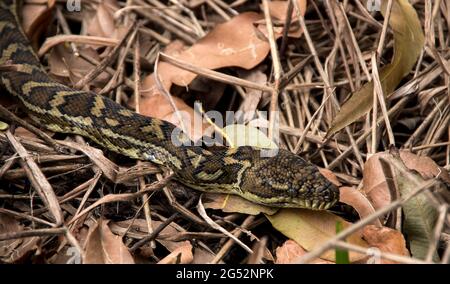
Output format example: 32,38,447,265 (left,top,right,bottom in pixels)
0,0,339,209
